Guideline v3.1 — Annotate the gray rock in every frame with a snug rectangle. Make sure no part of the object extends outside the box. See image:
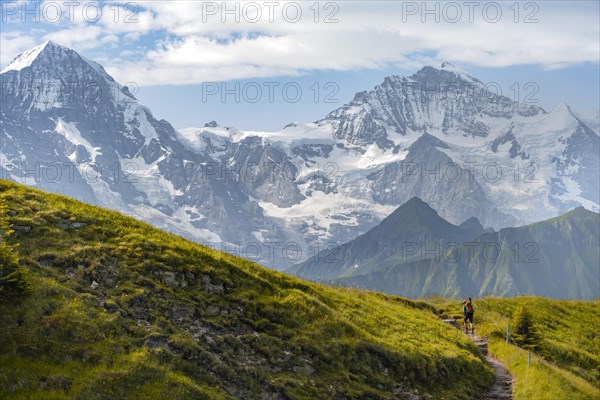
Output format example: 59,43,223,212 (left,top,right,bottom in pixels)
206,305,221,316
12,225,32,232
202,275,224,294
56,221,87,230
292,363,315,376
145,335,170,350
160,271,178,288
